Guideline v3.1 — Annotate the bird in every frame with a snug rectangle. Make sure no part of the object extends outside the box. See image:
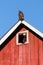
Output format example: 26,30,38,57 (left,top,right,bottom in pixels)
18,11,24,21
